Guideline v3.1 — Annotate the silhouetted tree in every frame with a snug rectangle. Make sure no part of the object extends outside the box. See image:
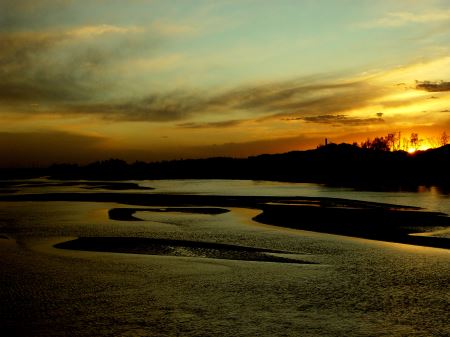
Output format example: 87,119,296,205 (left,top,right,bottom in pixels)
361,138,372,149
371,137,390,151
386,133,397,151
410,133,420,151
440,131,448,146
